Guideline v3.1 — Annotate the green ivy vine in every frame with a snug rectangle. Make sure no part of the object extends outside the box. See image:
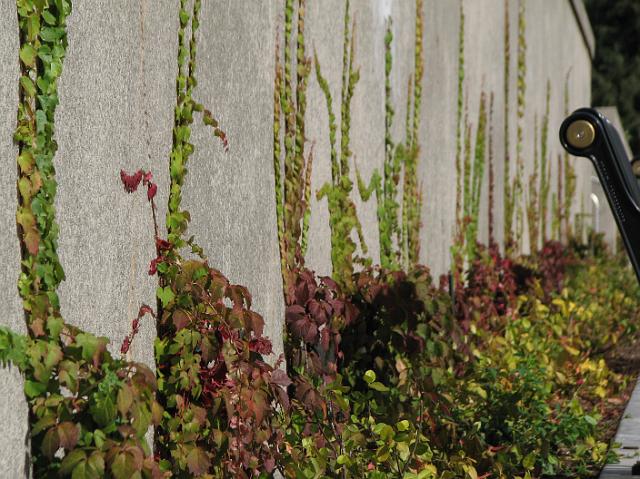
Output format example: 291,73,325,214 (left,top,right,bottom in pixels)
514,0,527,251
273,0,313,289
315,0,371,291
9,1,162,477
